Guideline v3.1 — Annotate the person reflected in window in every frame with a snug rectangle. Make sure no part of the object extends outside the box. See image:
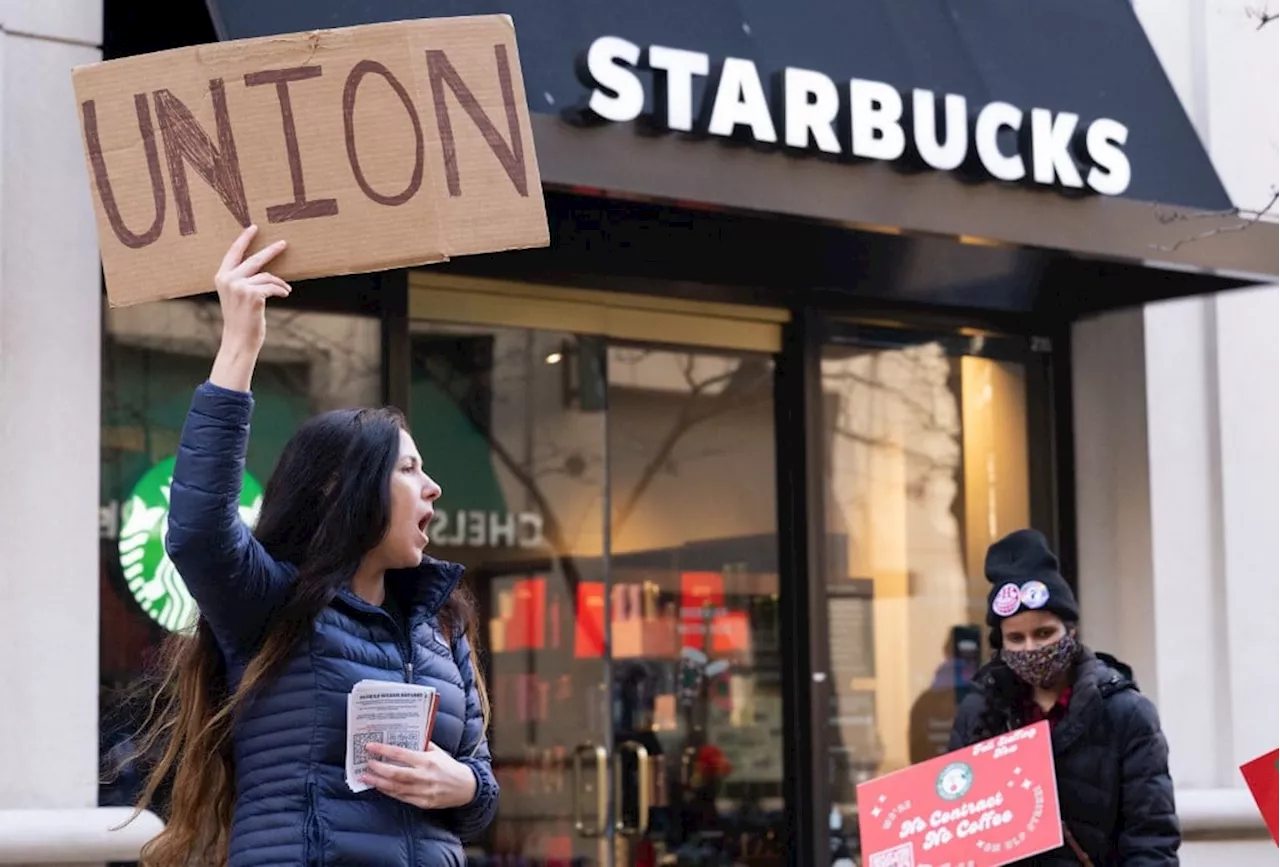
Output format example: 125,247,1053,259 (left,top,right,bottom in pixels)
122,226,497,867
908,626,981,764
948,530,1179,866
